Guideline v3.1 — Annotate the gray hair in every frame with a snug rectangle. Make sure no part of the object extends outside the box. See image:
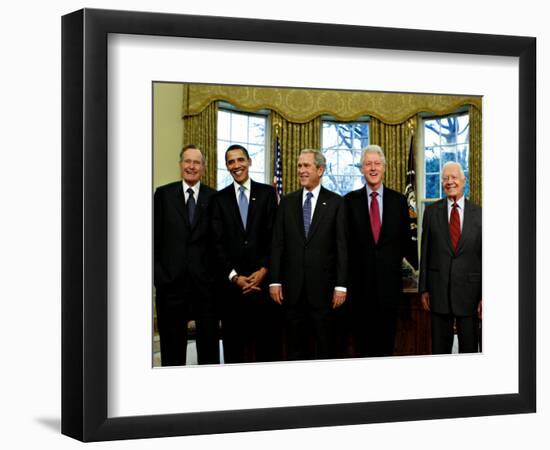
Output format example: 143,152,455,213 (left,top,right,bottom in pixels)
360,144,386,166
179,144,206,165
300,148,326,169
442,161,465,179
